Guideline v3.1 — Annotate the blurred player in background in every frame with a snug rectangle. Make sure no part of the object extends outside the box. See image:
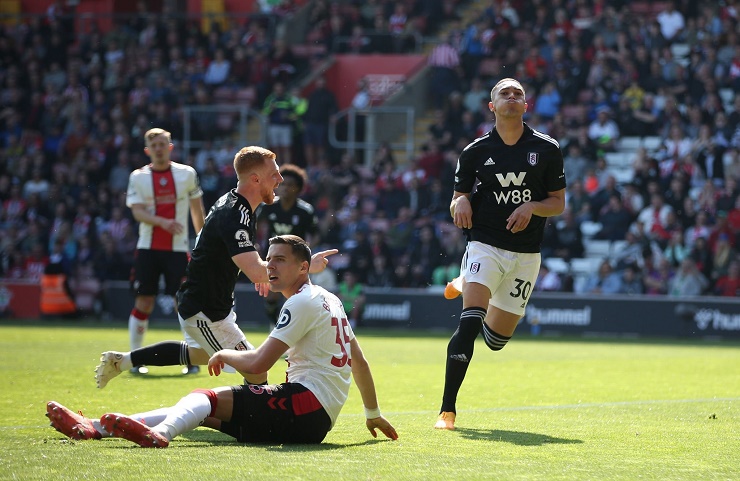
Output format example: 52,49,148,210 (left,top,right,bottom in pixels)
256,164,318,327
126,128,205,375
